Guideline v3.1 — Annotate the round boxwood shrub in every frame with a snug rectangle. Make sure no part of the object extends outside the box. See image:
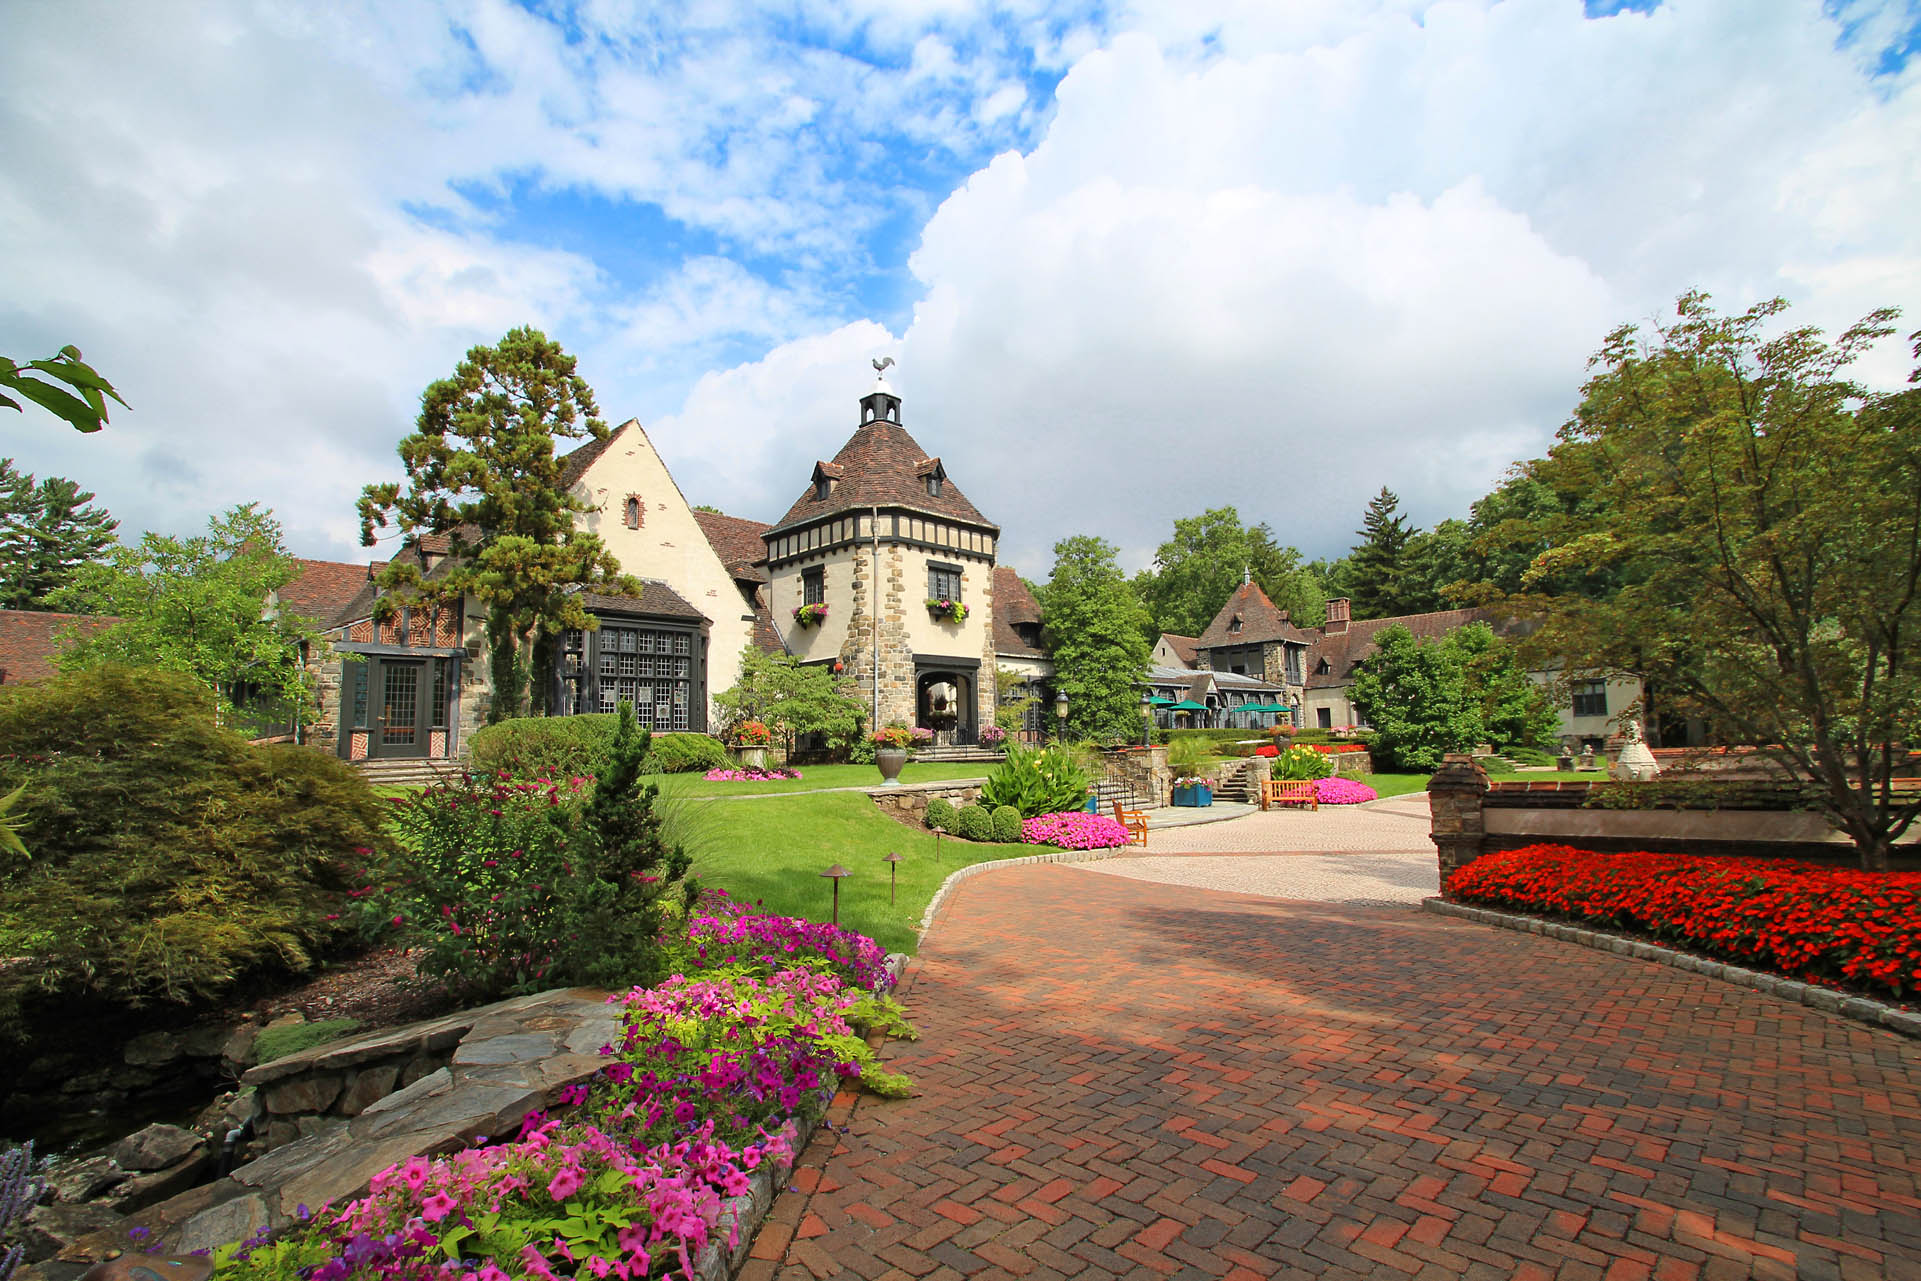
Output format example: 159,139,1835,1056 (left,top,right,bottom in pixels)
471,714,726,779
0,665,386,1031
954,803,992,842
924,796,957,832
990,805,1023,844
